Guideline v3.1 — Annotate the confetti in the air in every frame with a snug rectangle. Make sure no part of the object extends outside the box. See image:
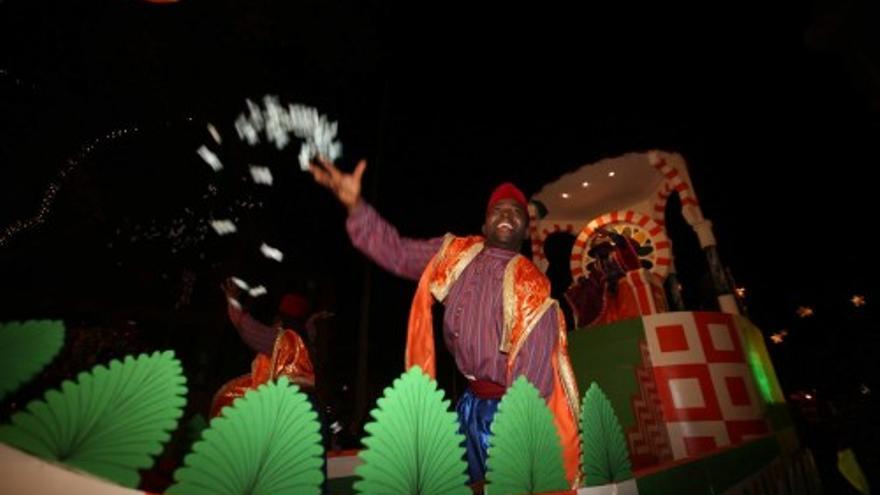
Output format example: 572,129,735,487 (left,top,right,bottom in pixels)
263,95,290,149
197,145,223,171
249,165,274,185
260,242,284,262
235,114,259,145
210,219,237,235
207,123,222,144
233,96,342,171
248,285,268,297
246,99,265,129
299,144,316,171
231,277,250,290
